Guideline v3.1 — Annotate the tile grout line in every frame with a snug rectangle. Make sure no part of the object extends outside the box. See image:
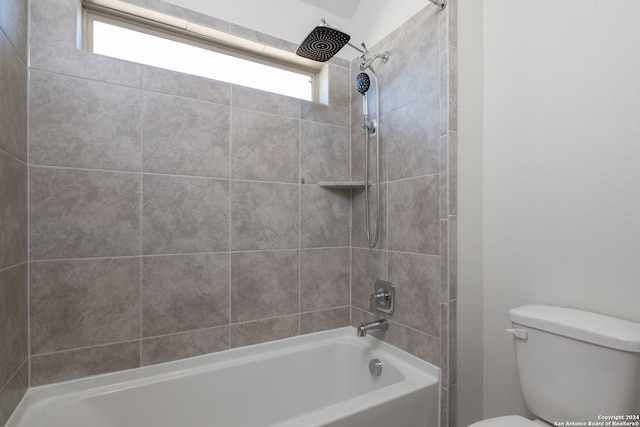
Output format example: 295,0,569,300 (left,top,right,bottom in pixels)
227,86,234,350
297,99,302,336
26,34,32,387
139,72,144,367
